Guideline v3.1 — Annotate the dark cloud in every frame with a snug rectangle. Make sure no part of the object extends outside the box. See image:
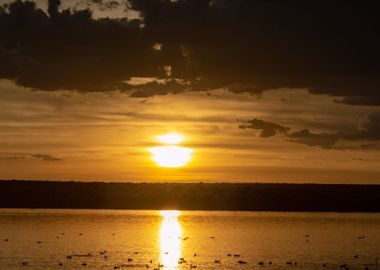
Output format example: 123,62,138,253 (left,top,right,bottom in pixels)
128,79,188,97
0,0,158,92
336,96,380,106
286,129,341,150
0,155,26,160
239,111,380,150
239,118,289,137
0,153,63,161
0,0,379,102
48,0,60,17
32,153,62,161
